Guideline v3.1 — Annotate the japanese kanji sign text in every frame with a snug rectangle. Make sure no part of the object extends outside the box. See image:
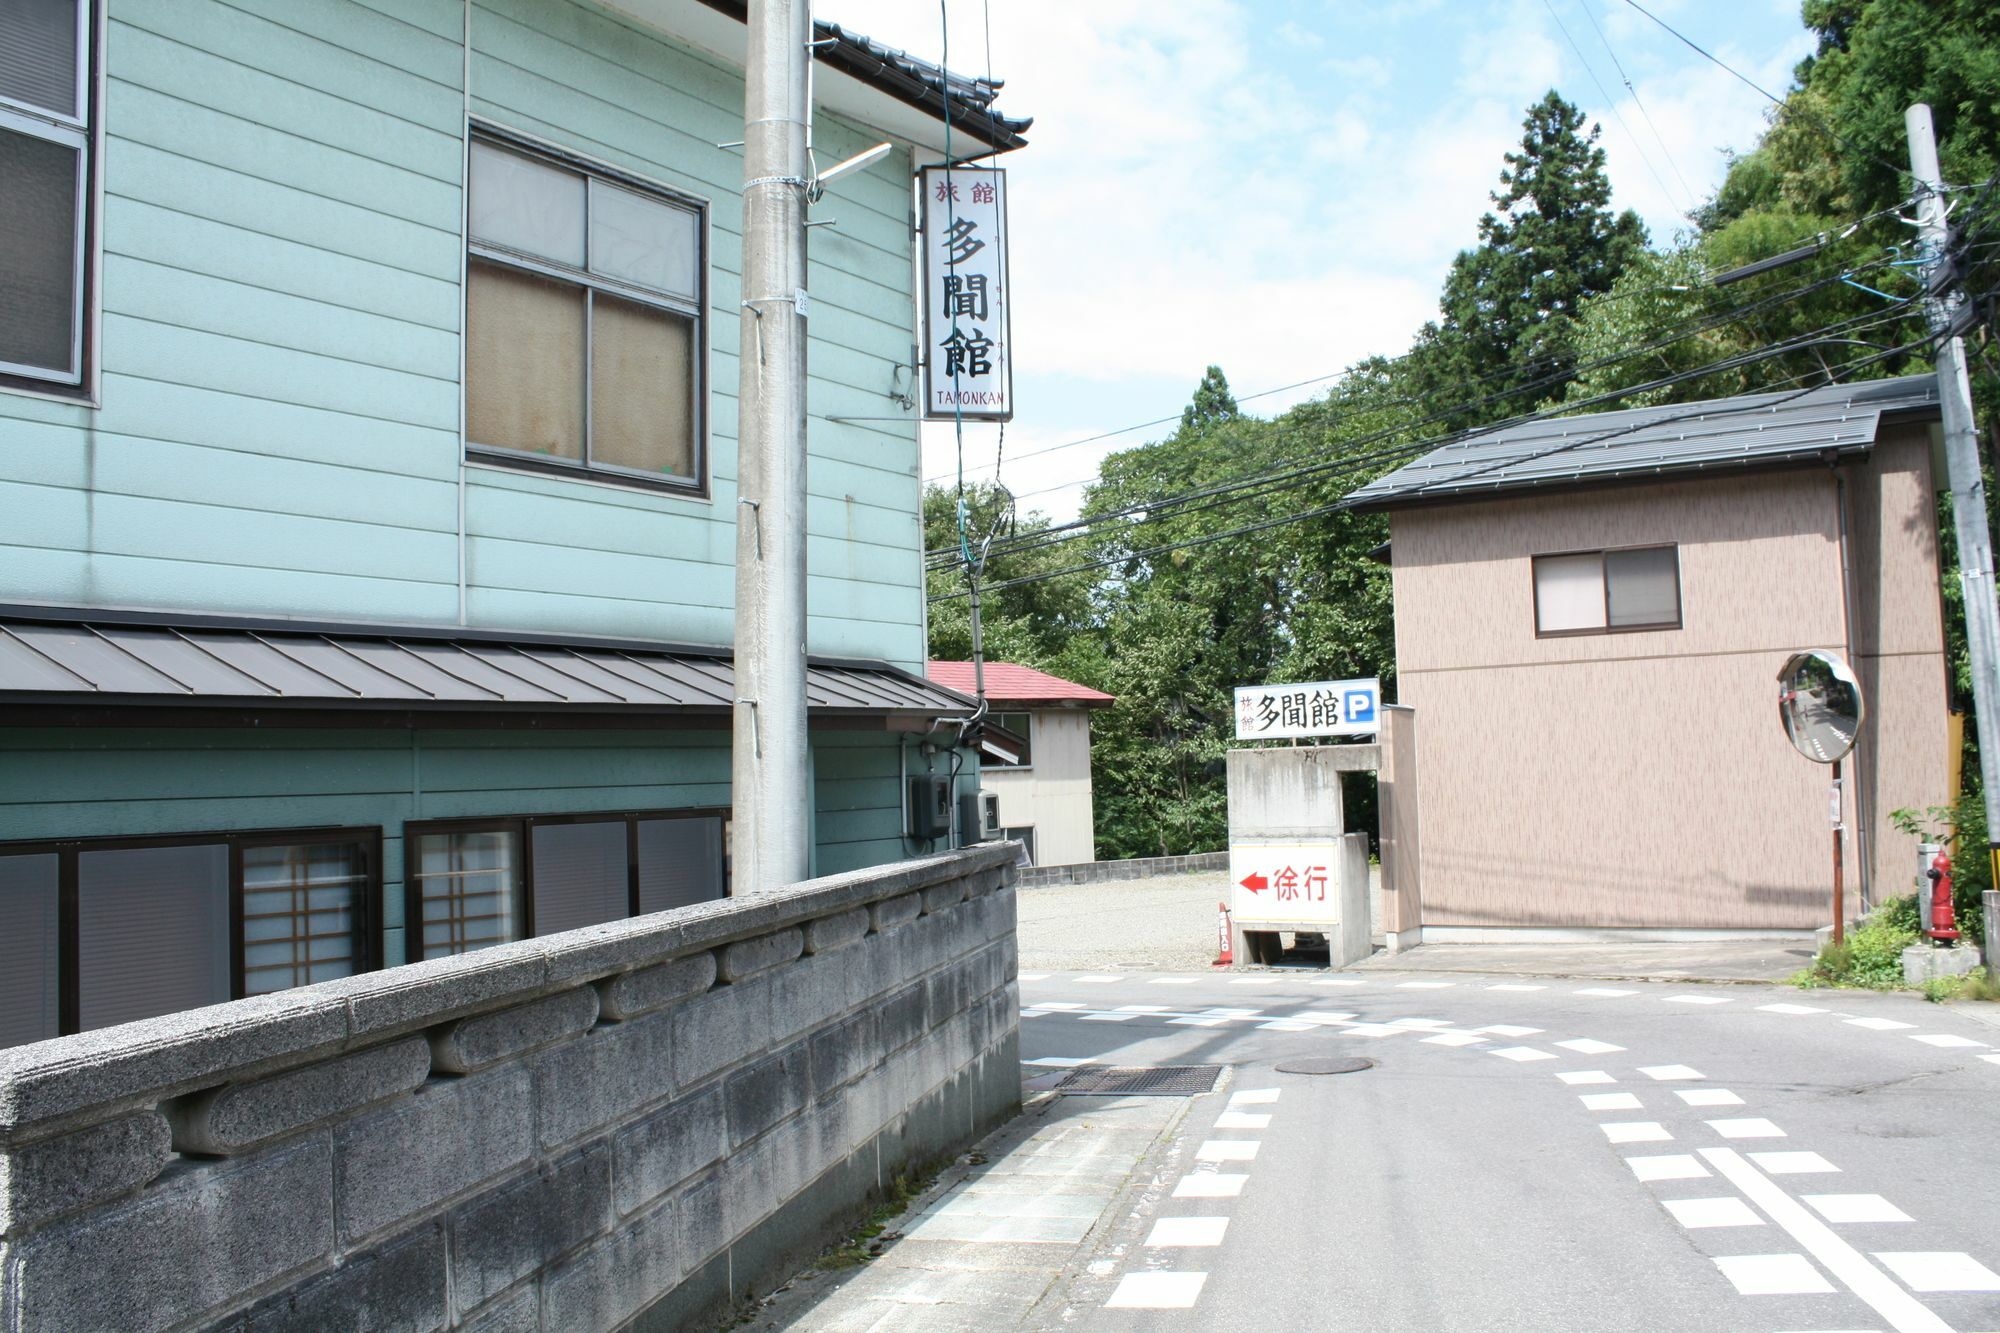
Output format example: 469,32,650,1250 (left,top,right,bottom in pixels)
920,166,1012,421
